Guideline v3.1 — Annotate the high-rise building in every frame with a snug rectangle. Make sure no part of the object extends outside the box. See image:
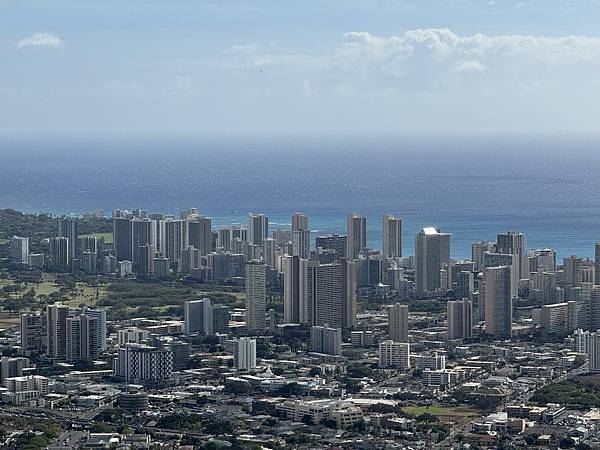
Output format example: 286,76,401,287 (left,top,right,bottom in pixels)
187,217,212,256
163,219,186,266
233,337,256,371
484,252,519,298
65,316,82,362
563,255,584,287
315,234,347,259
0,357,26,385
113,344,173,385
49,237,69,269
262,237,277,268
383,214,402,258
347,213,367,259
305,260,356,330
292,213,310,259
484,266,513,339
80,236,97,254
137,245,155,275
248,213,269,246
180,208,200,219
472,240,496,272
388,303,409,342
81,251,97,274
529,248,557,273
310,325,342,355
596,243,600,286
455,271,475,299
9,237,29,265
415,227,451,297
245,261,266,332
497,231,527,280
20,313,47,355
283,255,303,324
217,226,247,250
572,329,600,373
46,303,69,360
541,302,577,335
212,305,230,333
184,298,213,335
447,298,473,340
378,341,410,369
573,283,600,331
113,218,133,262
131,218,156,268
83,307,107,352
58,219,79,261
28,253,44,268
79,314,101,361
